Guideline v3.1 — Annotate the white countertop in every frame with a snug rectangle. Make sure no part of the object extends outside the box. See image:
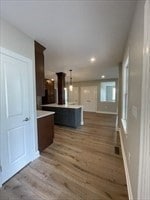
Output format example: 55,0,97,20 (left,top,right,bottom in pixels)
37,110,55,119
41,103,83,109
